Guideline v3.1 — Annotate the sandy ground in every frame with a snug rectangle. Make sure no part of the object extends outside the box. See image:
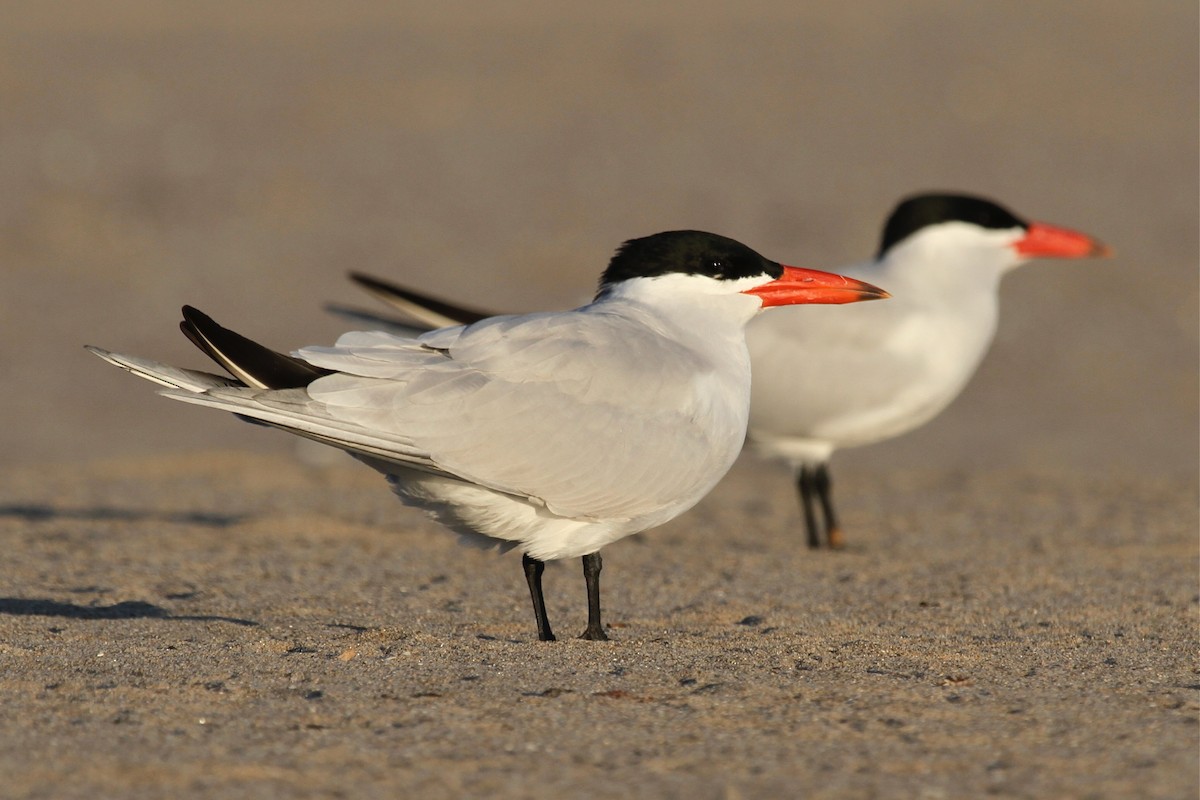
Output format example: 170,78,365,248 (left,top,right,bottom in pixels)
1,453,1196,798
0,2,1196,798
